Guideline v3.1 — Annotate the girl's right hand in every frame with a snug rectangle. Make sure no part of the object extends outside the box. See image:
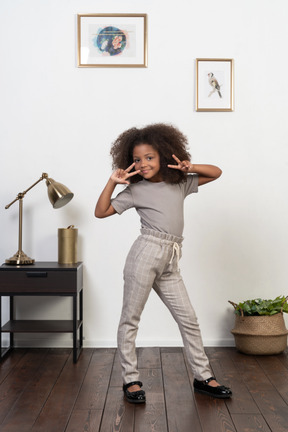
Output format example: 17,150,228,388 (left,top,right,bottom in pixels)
110,162,140,185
